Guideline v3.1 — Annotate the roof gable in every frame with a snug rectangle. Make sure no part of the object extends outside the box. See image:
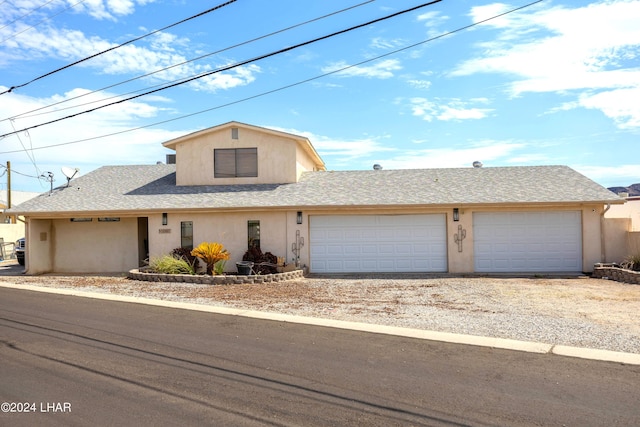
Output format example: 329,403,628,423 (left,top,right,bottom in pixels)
162,121,325,171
